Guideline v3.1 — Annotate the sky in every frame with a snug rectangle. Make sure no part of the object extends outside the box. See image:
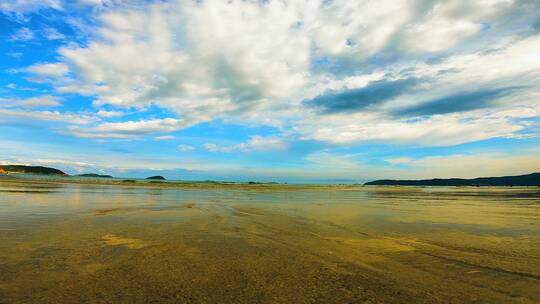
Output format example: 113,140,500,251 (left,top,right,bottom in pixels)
1,0,540,183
